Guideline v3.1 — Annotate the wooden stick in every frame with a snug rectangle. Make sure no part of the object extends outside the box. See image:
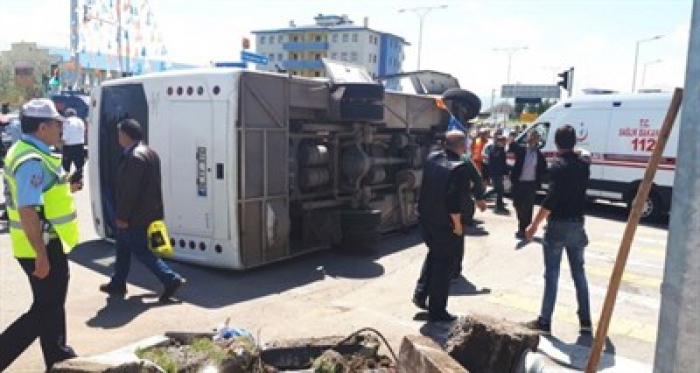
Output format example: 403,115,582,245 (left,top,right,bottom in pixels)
585,87,683,372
